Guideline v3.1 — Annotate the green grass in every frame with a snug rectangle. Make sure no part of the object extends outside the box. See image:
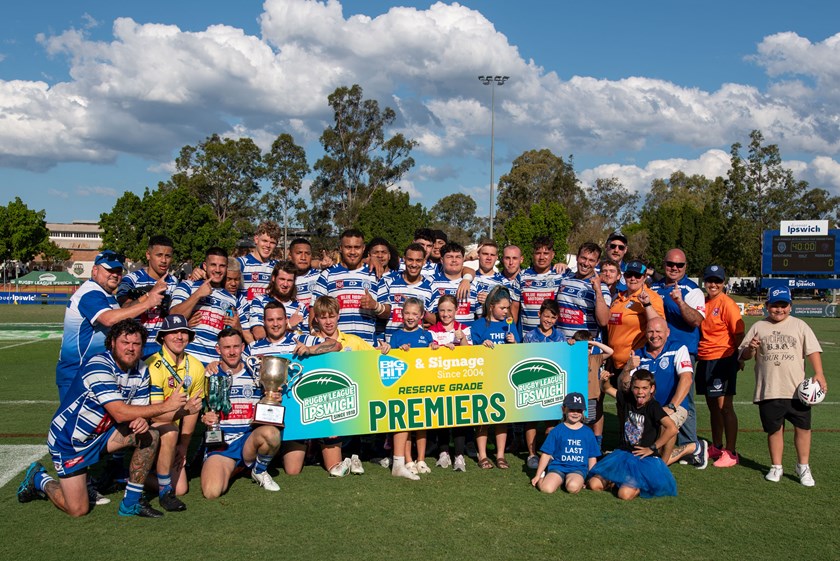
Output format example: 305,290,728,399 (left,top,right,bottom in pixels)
0,306,838,561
